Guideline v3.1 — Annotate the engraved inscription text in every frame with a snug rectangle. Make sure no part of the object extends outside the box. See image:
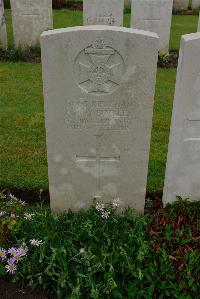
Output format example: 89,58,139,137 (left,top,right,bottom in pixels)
66,98,133,130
